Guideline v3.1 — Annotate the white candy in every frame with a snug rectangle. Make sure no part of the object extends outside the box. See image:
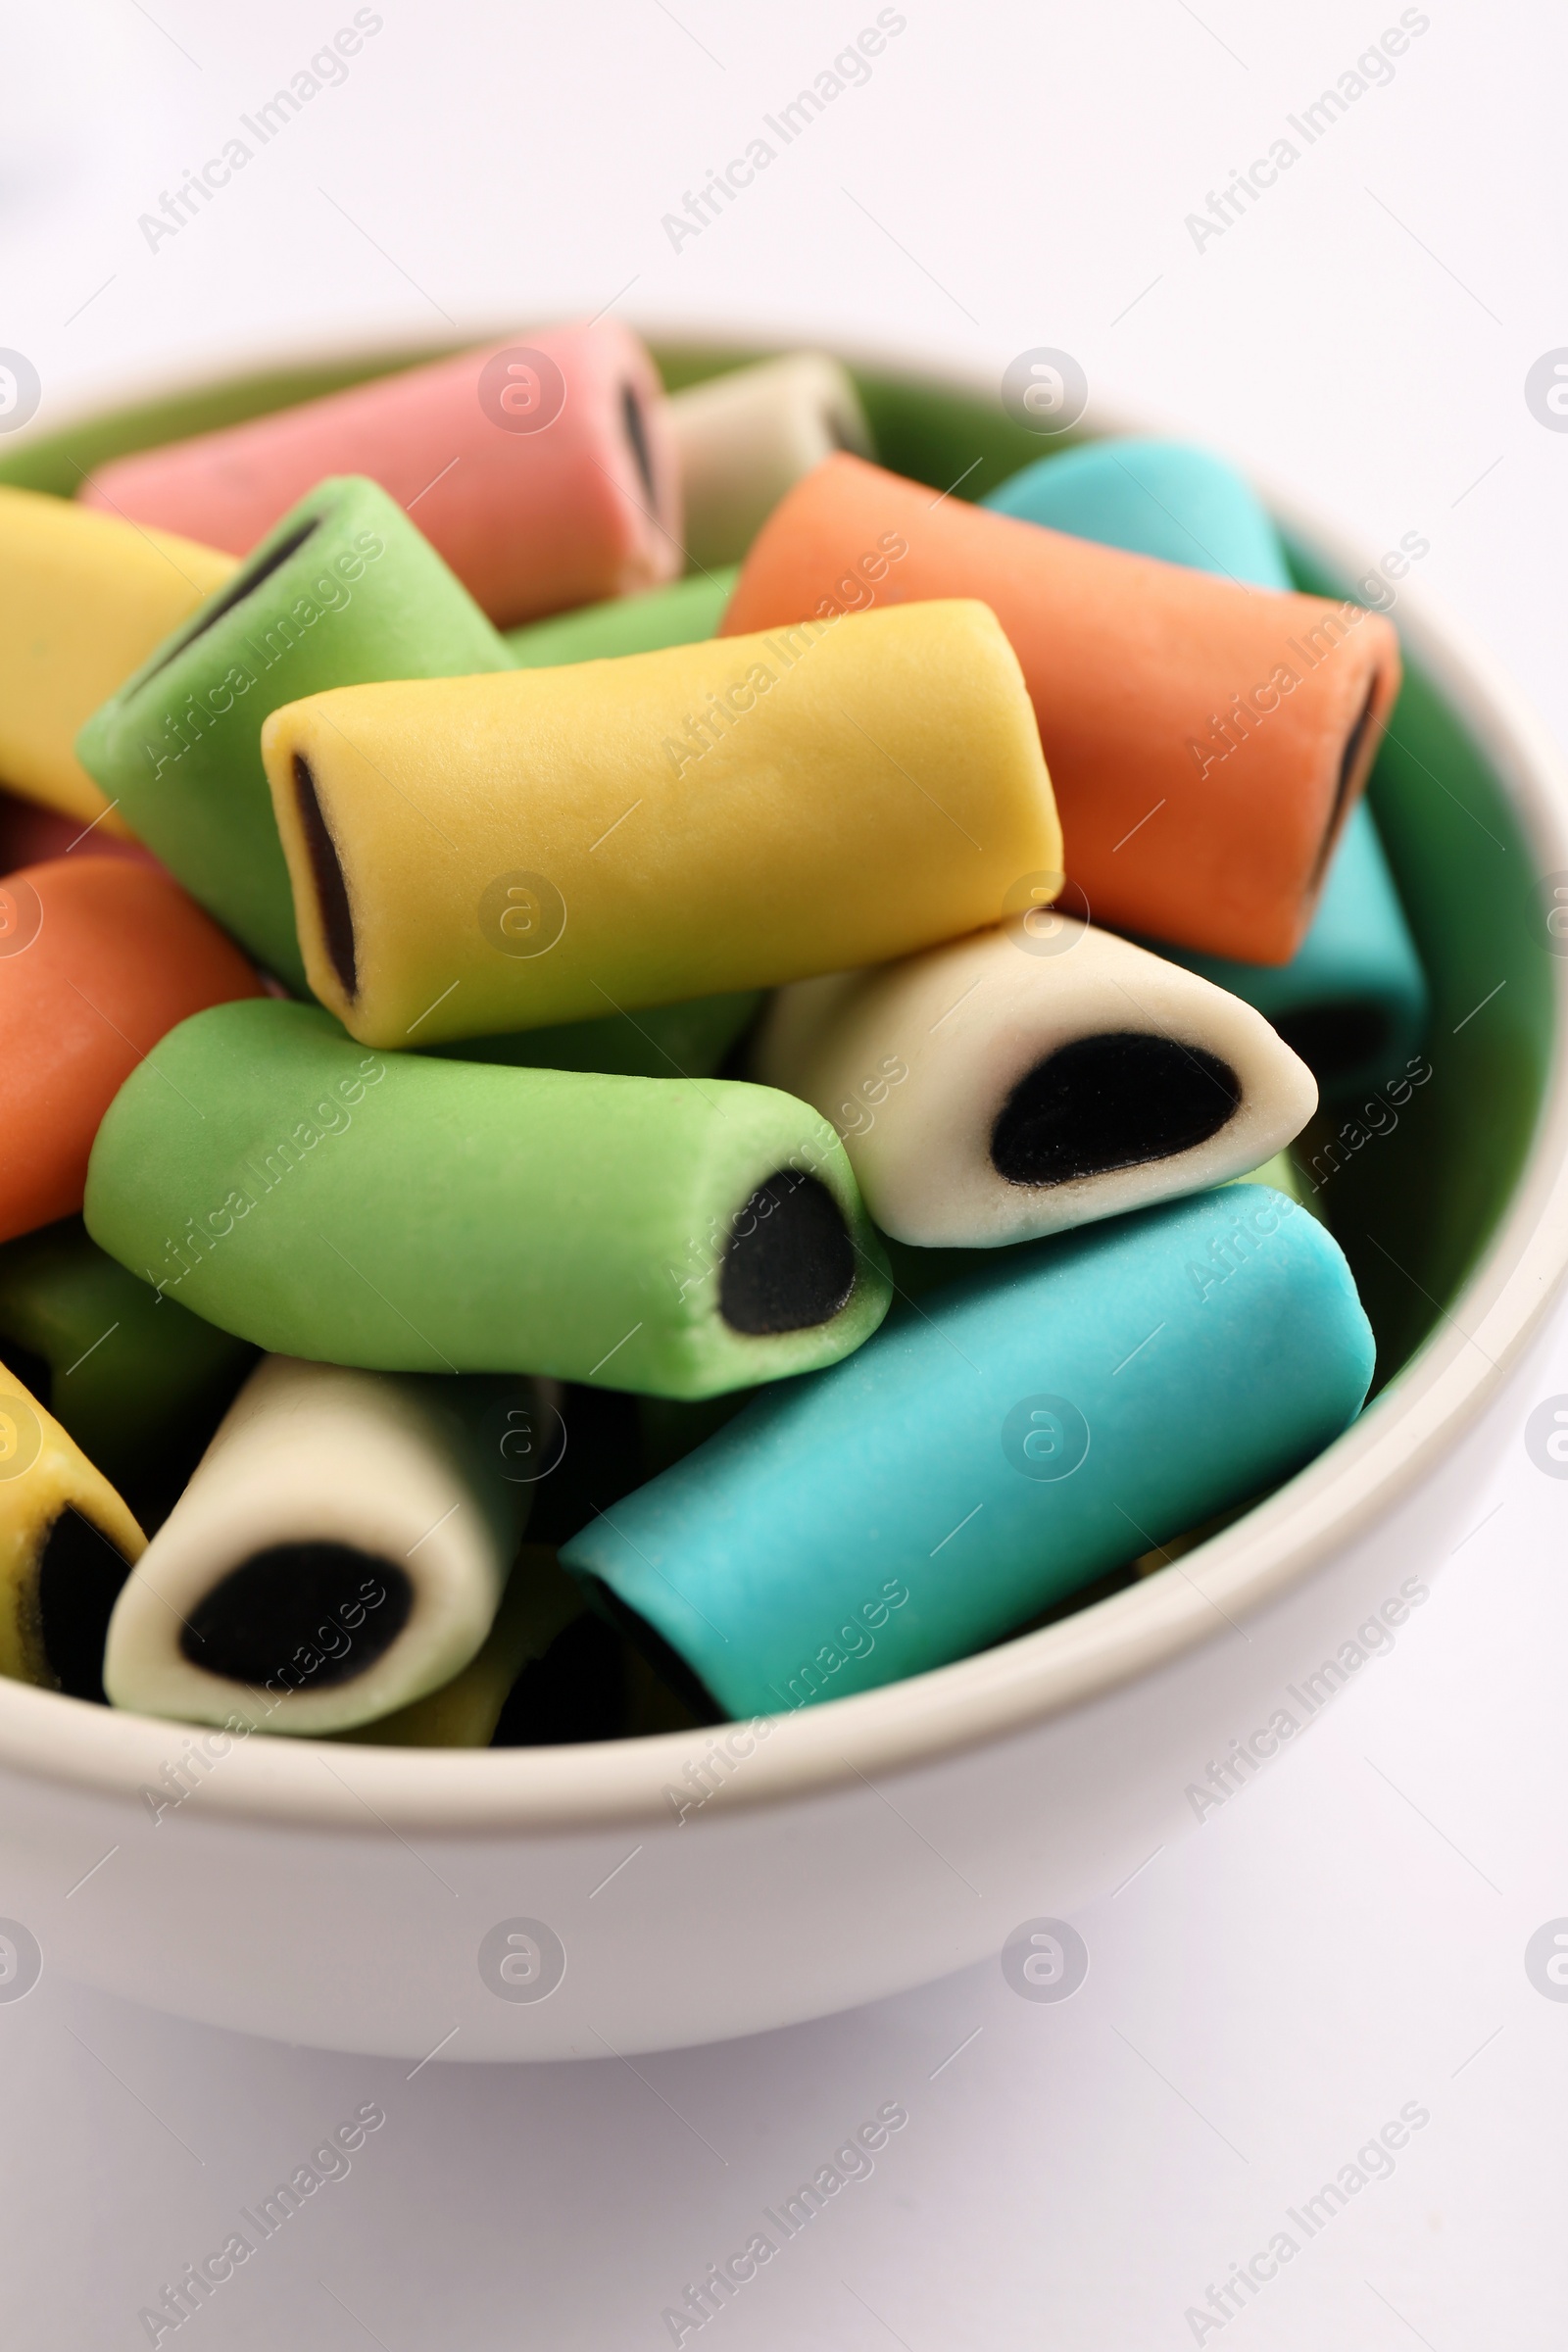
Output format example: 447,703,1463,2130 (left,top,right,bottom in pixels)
669,353,872,569
103,1357,535,1736
754,920,1317,1249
